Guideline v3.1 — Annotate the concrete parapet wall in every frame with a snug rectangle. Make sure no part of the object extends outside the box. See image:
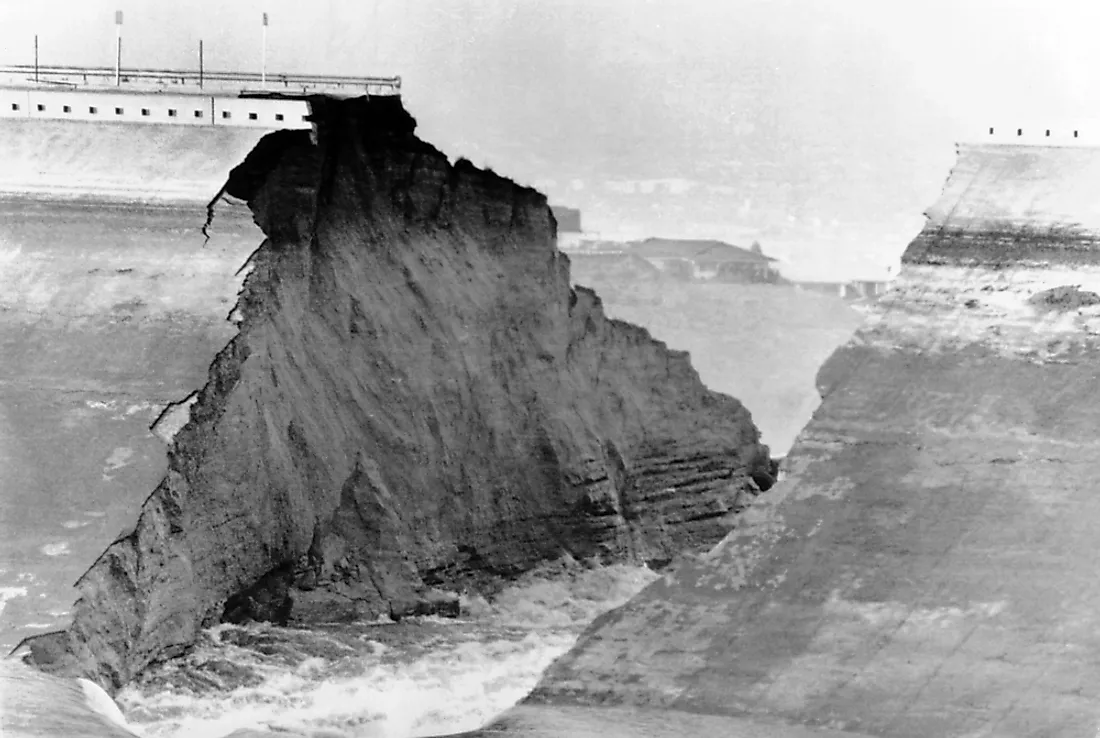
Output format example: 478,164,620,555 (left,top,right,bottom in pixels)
0,87,310,130
0,64,400,97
